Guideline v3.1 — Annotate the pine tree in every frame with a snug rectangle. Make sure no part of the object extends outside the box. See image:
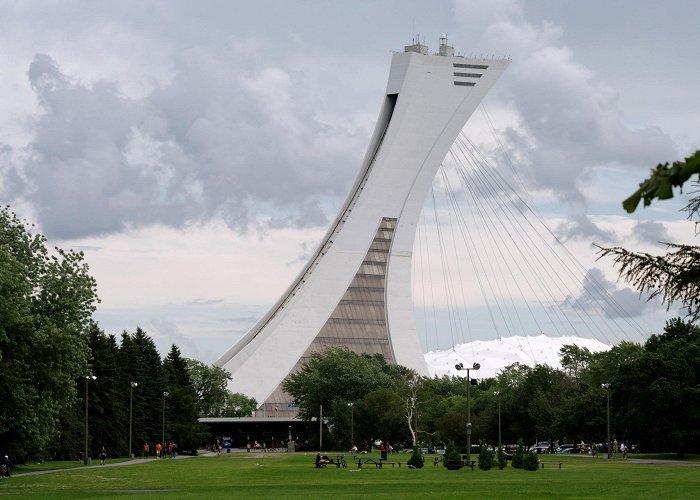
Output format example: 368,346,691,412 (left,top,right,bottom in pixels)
523,450,539,471
162,345,206,452
511,439,525,469
407,446,424,468
478,445,494,470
